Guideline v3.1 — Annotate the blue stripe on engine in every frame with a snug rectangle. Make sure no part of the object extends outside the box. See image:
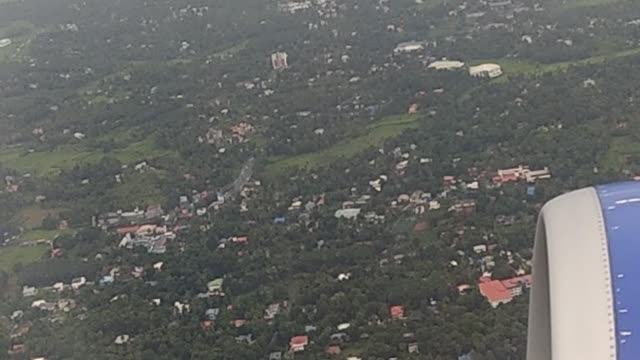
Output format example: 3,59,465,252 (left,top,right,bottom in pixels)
597,182,640,359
